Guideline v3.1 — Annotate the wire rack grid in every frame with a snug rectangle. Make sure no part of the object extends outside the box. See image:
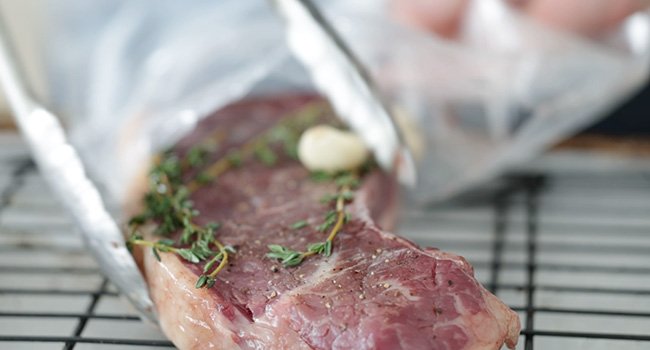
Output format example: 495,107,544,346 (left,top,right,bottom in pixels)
1,131,650,350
